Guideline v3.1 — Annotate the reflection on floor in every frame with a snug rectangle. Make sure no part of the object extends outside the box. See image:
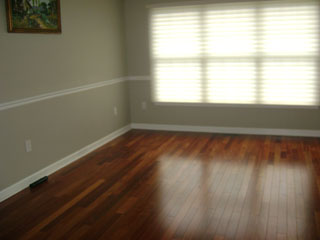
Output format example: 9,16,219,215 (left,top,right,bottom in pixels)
0,130,319,240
